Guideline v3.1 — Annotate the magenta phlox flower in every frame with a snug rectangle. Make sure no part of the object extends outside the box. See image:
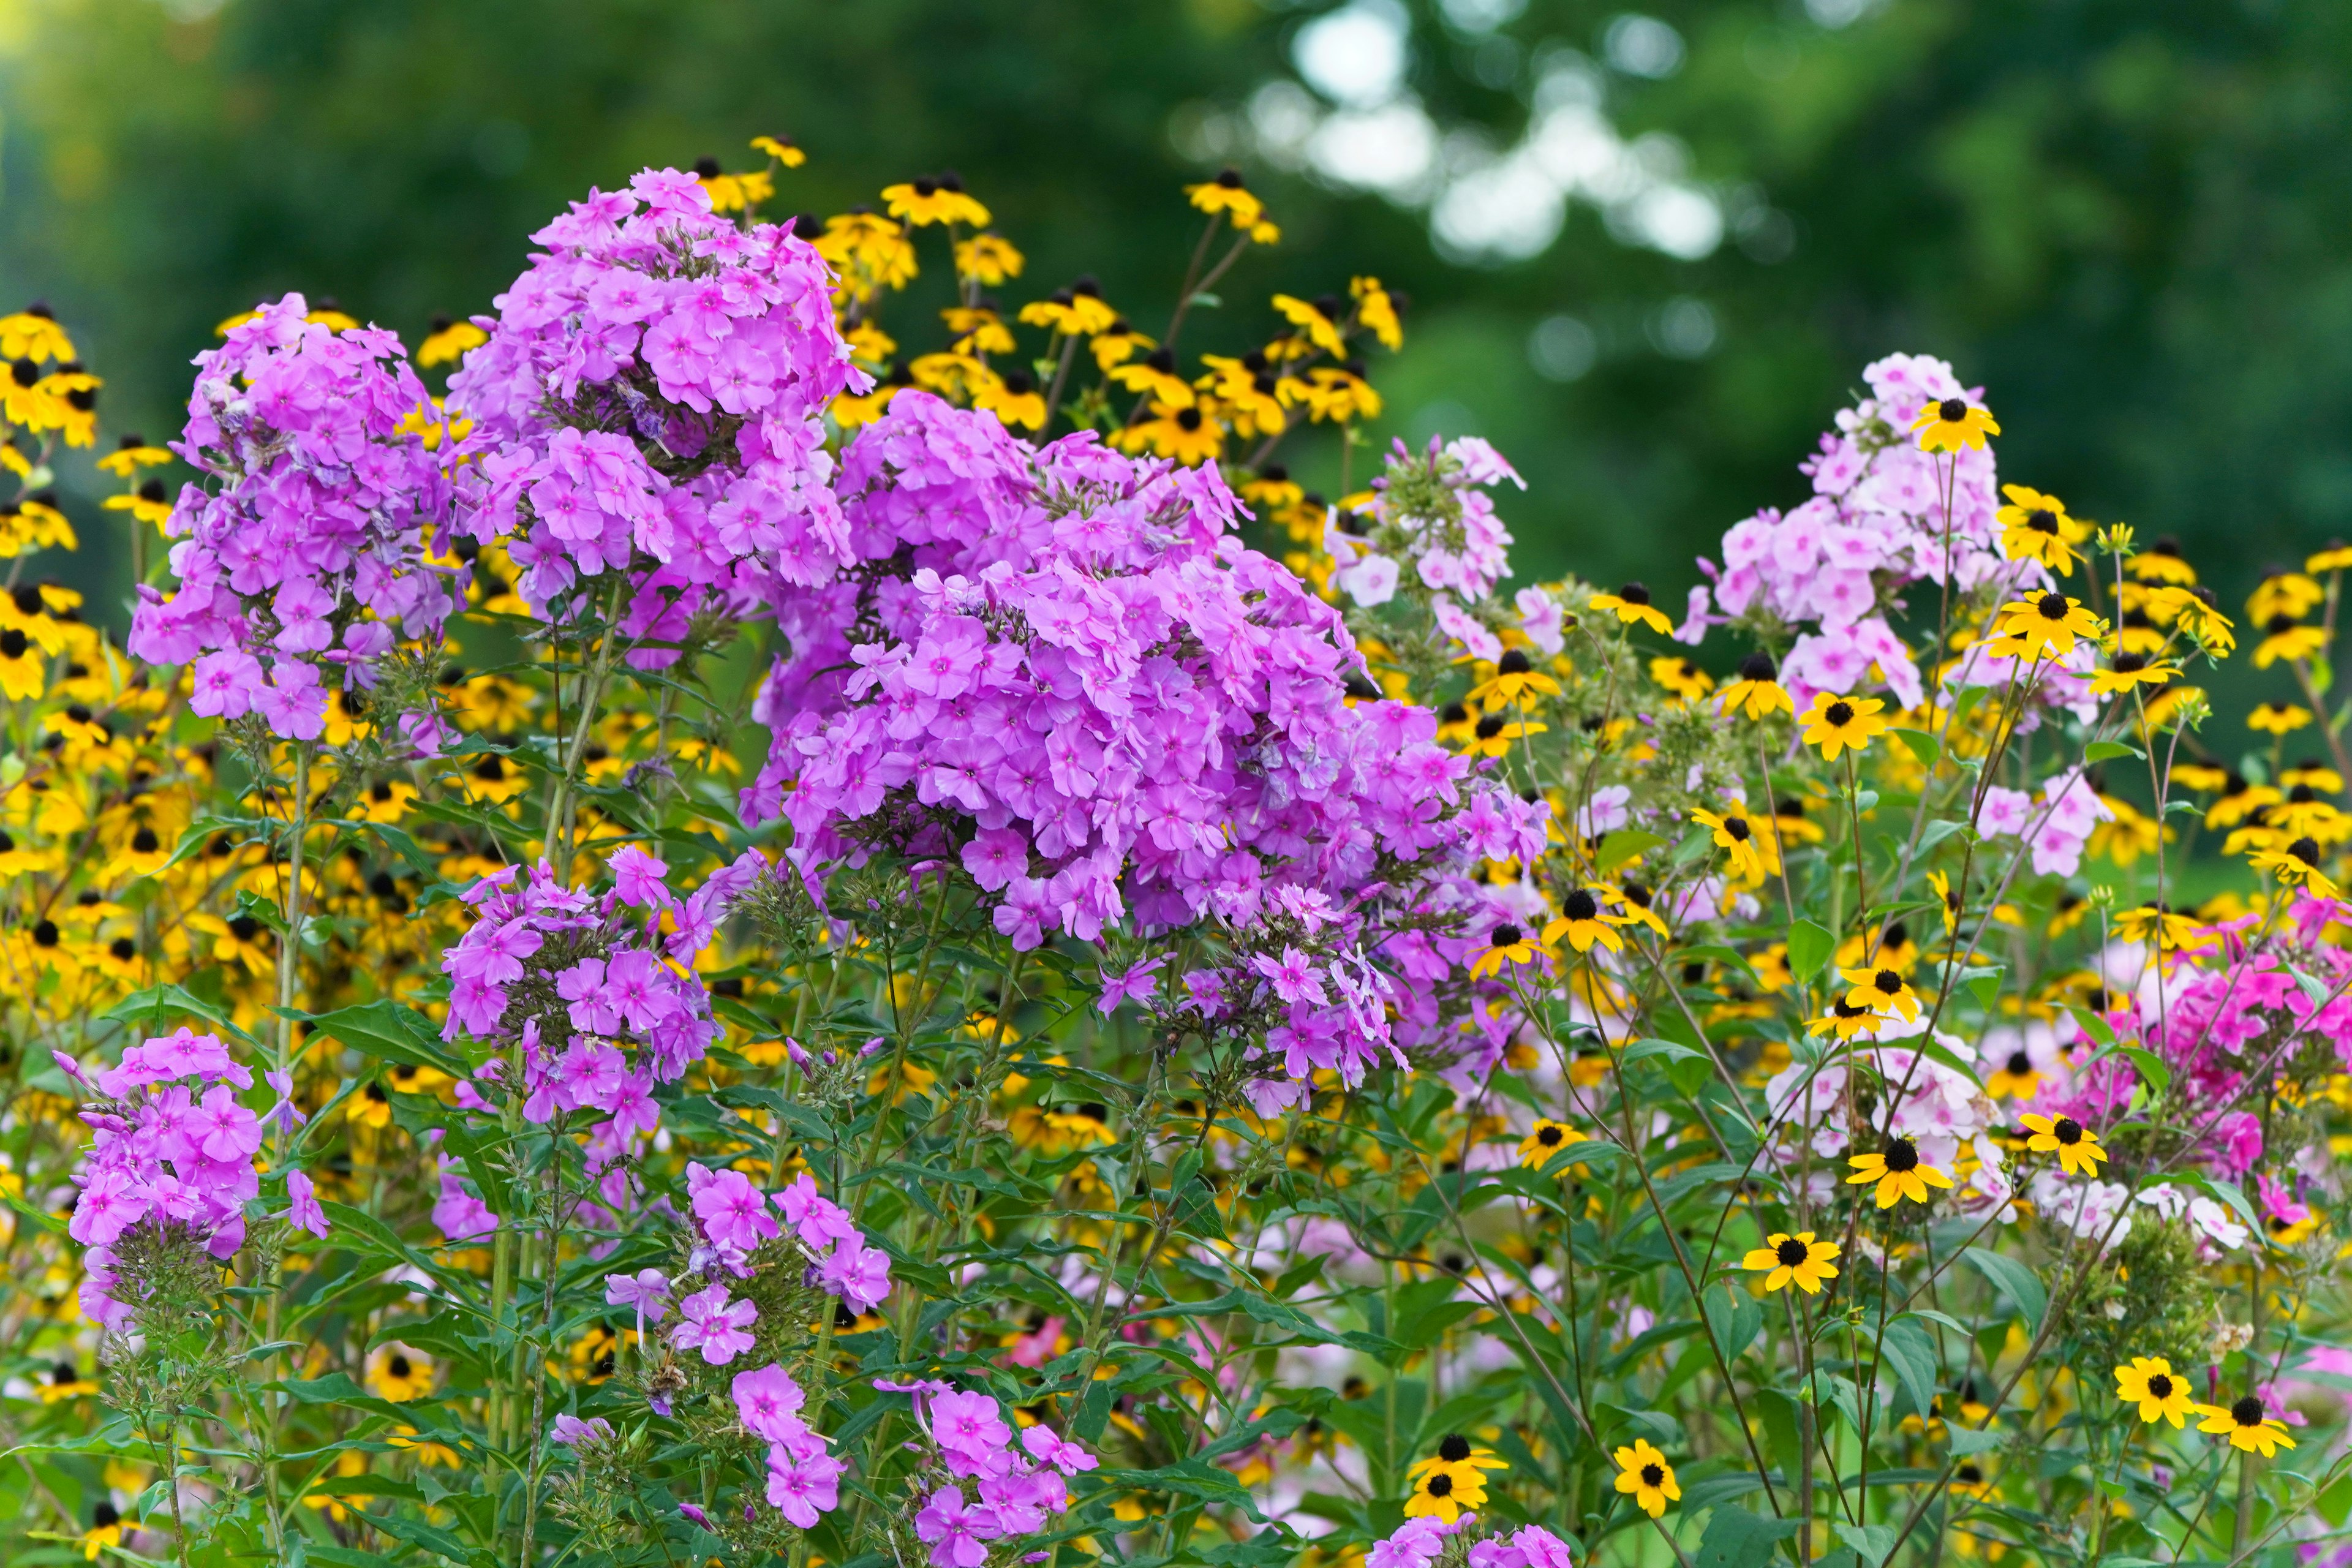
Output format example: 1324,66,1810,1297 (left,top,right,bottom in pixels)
1020,1424,1096,1476
671,1283,759,1364
604,1267,673,1326
1250,946,1327,1008
773,1173,859,1253
731,1362,810,1442
927,1390,1014,1472
816,1240,893,1313
433,1174,499,1243
914,1485,1000,1568
693,1164,782,1255
764,1432,846,1528
282,1169,330,1240
551,1414,612,1446
1095,956,1166,1016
